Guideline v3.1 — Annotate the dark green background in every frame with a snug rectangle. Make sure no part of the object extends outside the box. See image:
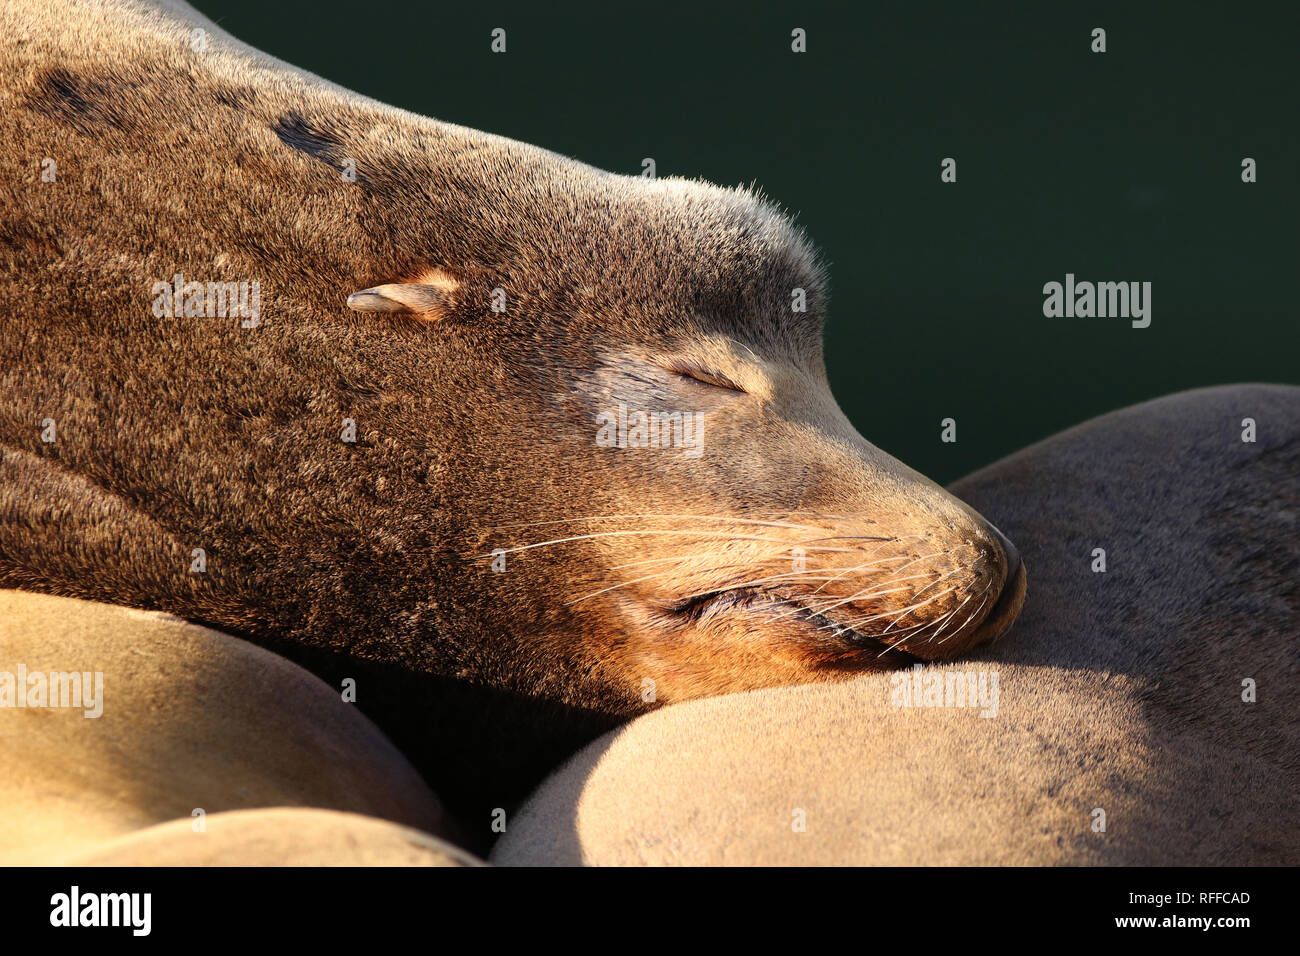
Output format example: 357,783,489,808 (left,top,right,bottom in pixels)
194,0,1298,484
